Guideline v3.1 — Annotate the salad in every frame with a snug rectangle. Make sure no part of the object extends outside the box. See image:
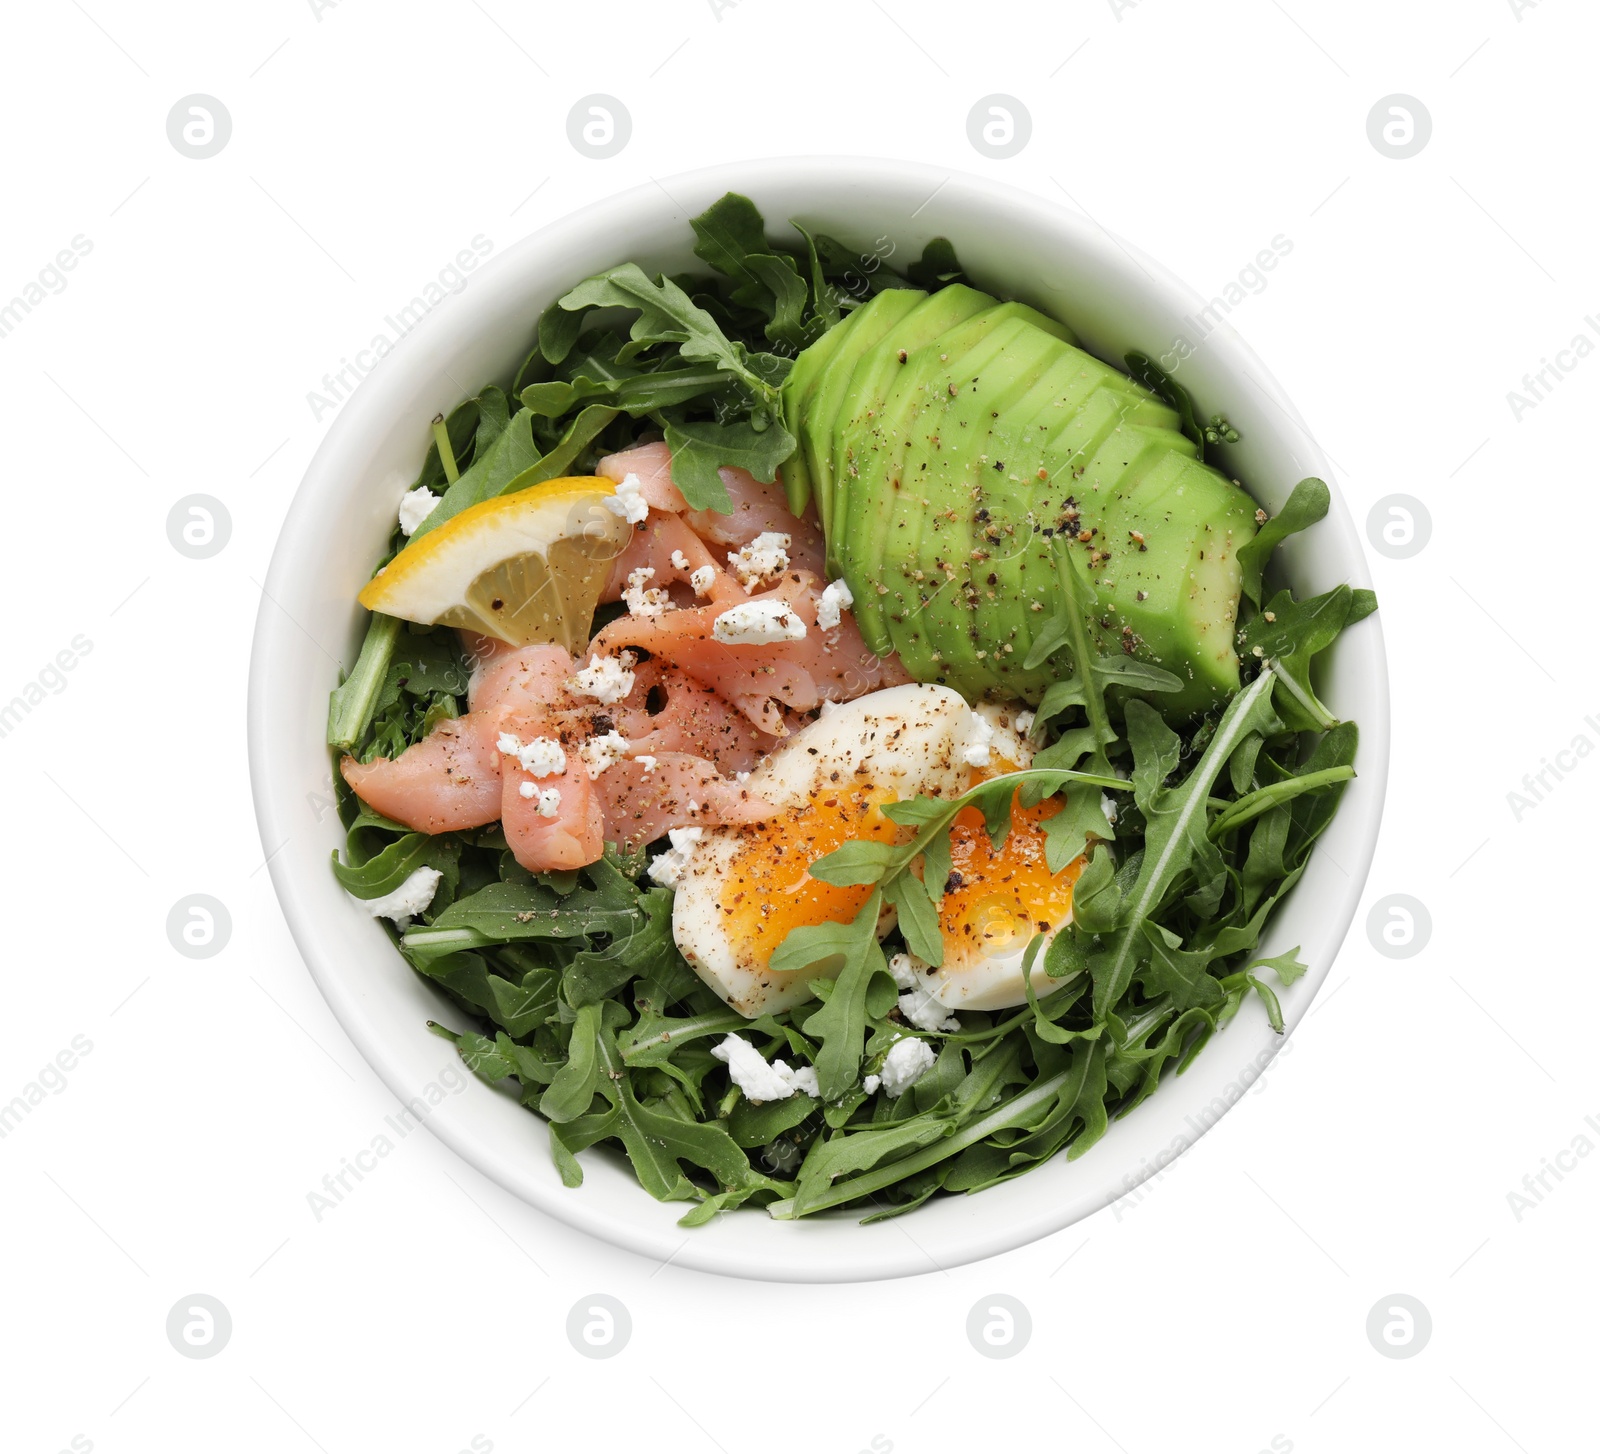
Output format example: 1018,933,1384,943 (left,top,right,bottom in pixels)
327,193,1374,1225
